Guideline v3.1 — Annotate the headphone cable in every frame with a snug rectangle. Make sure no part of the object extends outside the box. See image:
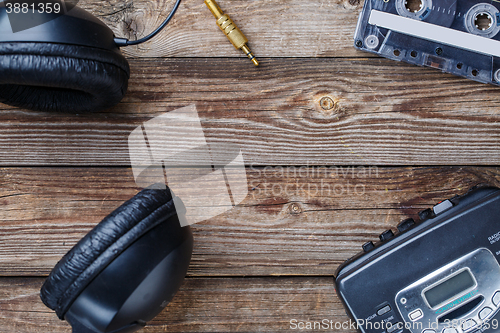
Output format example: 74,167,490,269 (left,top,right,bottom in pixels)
114,0,181,47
